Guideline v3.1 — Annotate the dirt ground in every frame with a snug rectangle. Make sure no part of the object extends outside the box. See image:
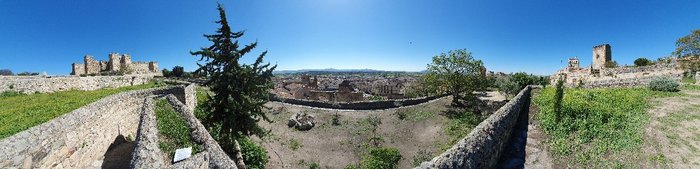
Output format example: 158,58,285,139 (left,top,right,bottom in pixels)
641,89,700,168
525,89,700,168
524,89,555,169
257,97,454,168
